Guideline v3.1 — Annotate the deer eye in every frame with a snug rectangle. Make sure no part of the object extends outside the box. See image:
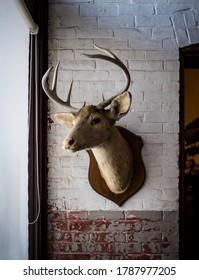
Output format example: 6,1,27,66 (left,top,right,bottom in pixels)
90,117,101,126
